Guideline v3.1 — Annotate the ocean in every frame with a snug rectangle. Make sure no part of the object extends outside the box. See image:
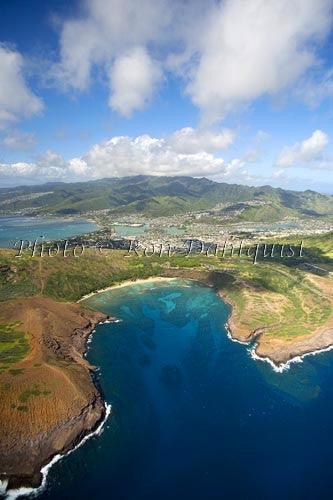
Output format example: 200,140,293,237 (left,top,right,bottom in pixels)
27,279,333,499
0,216,98,249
